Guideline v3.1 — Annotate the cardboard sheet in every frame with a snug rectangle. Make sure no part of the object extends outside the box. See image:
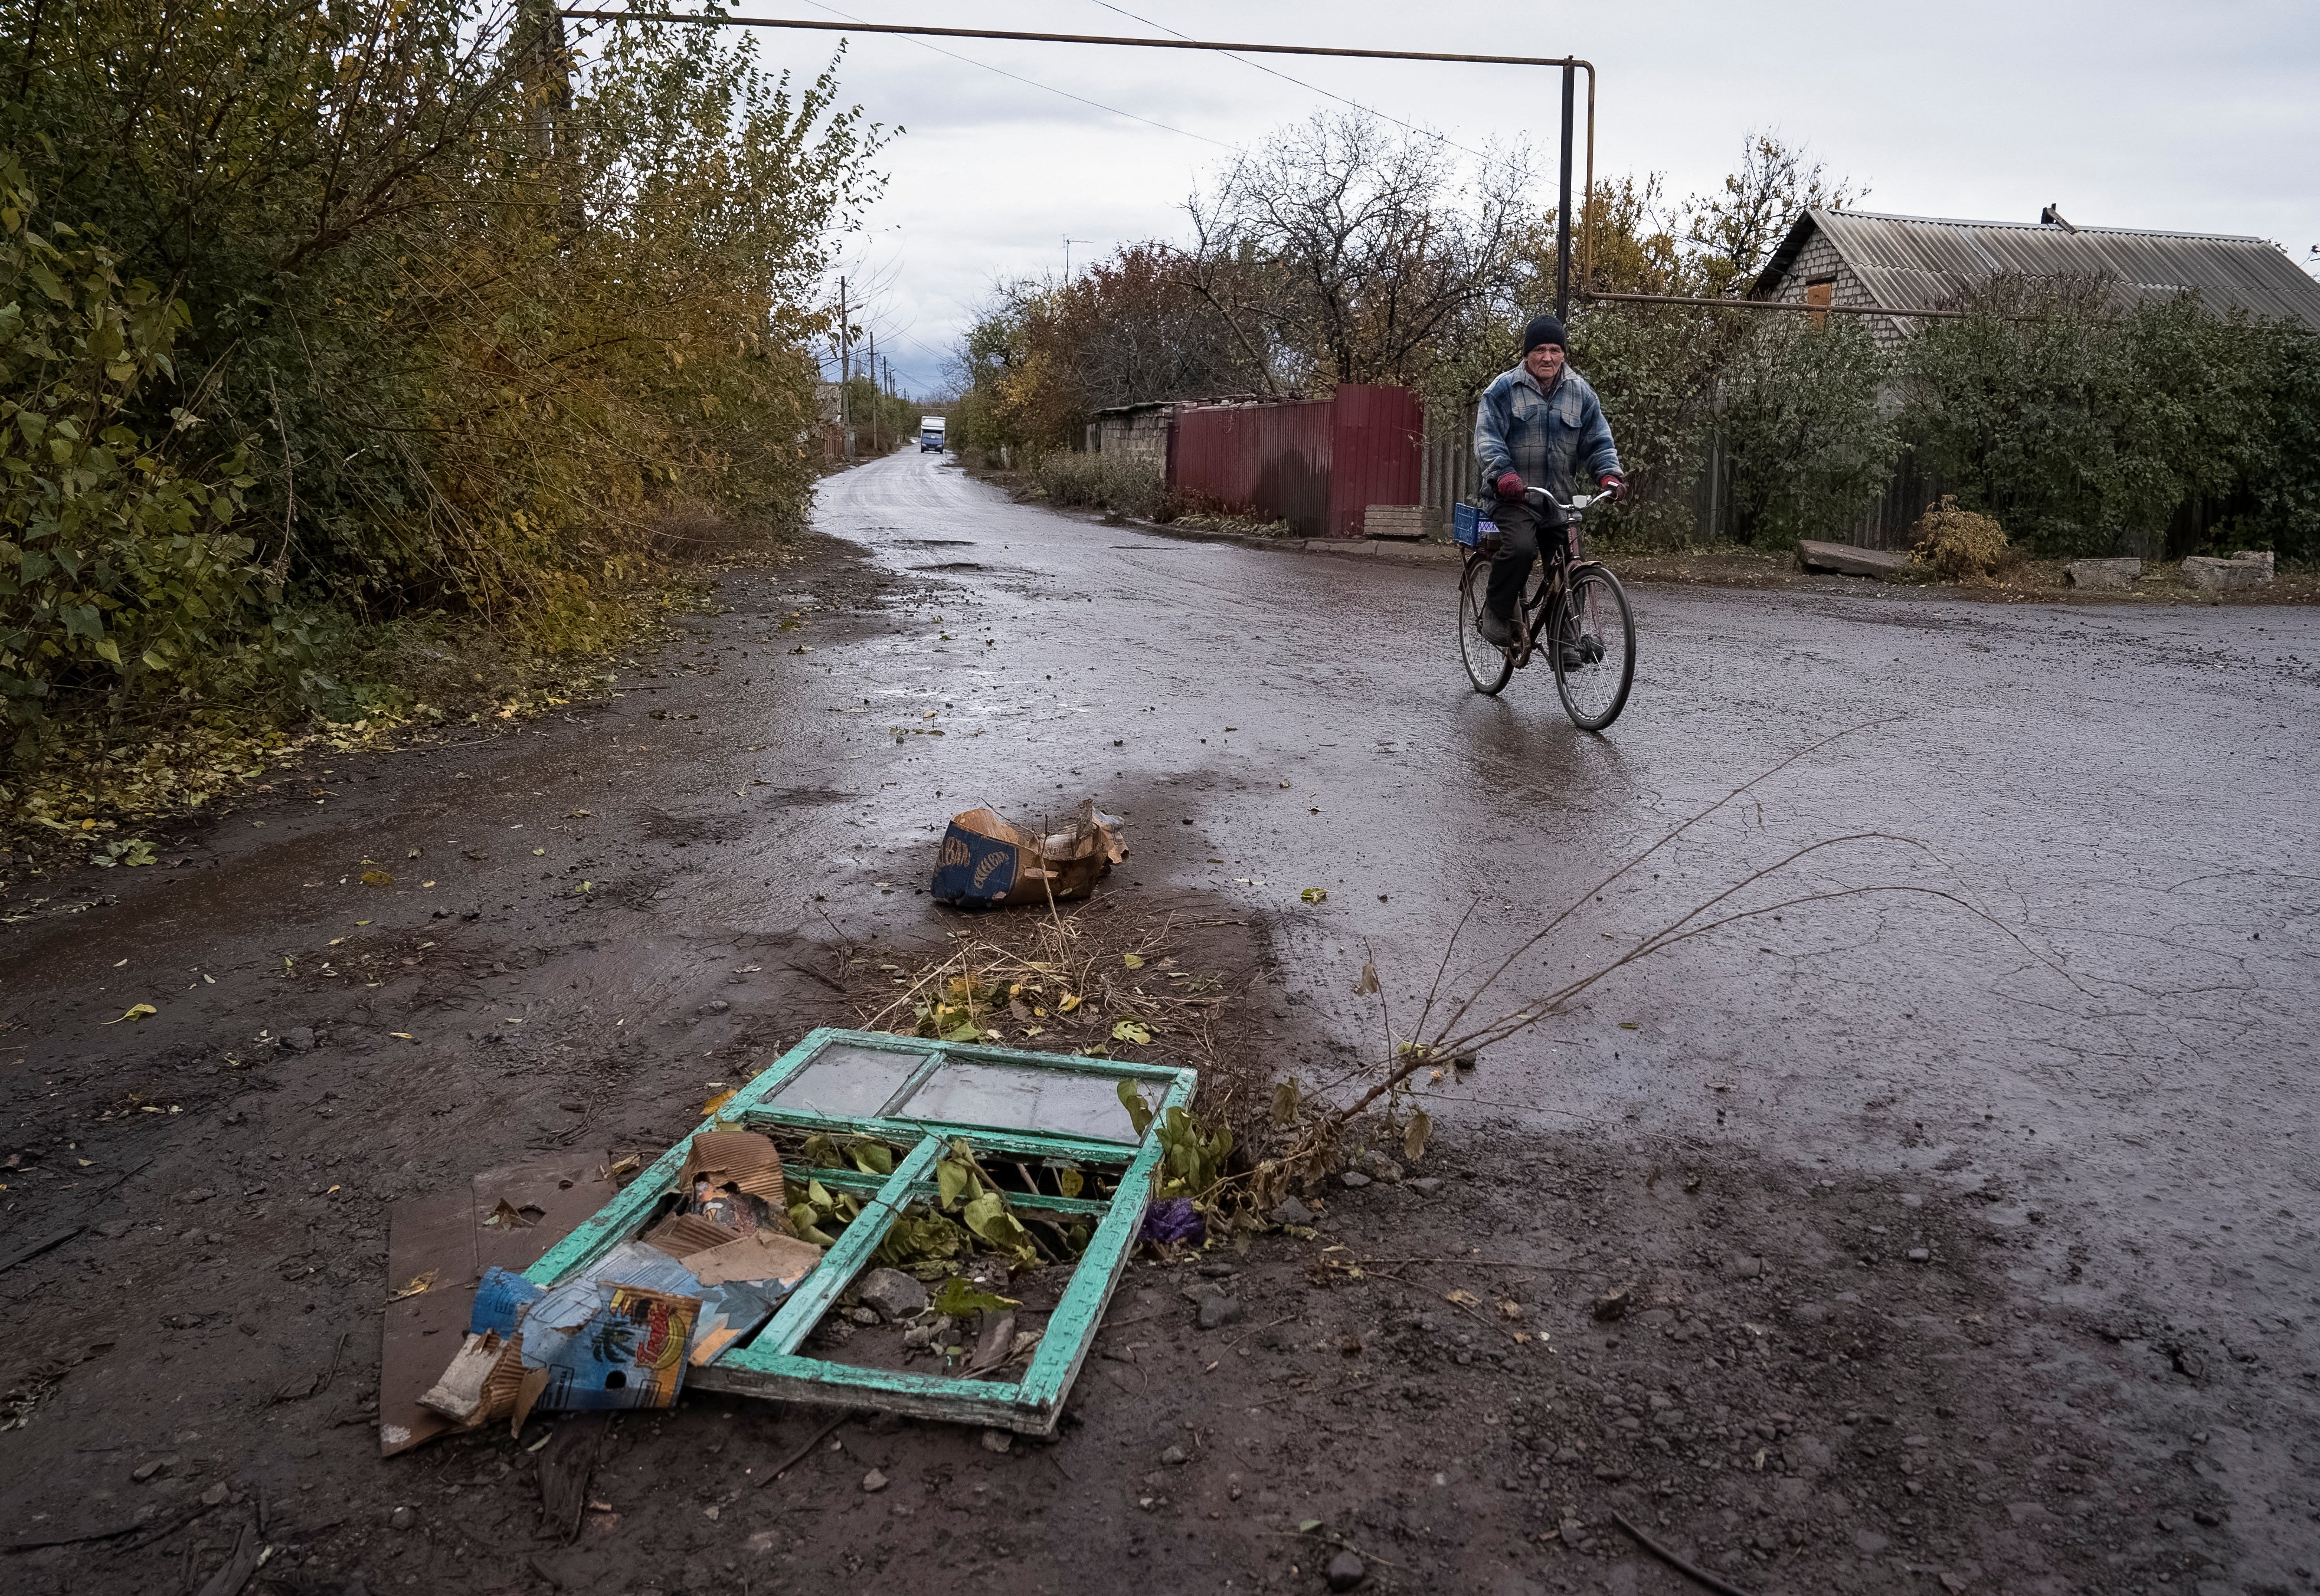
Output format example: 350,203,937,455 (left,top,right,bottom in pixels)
680,1231,823,1289
677,1130,790,1213
379,1151,613,1456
